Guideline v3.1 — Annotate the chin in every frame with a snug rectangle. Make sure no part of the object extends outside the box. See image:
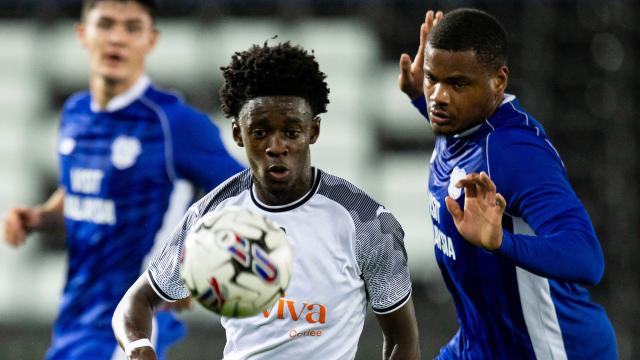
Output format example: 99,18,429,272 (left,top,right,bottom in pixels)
430,124,453,136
